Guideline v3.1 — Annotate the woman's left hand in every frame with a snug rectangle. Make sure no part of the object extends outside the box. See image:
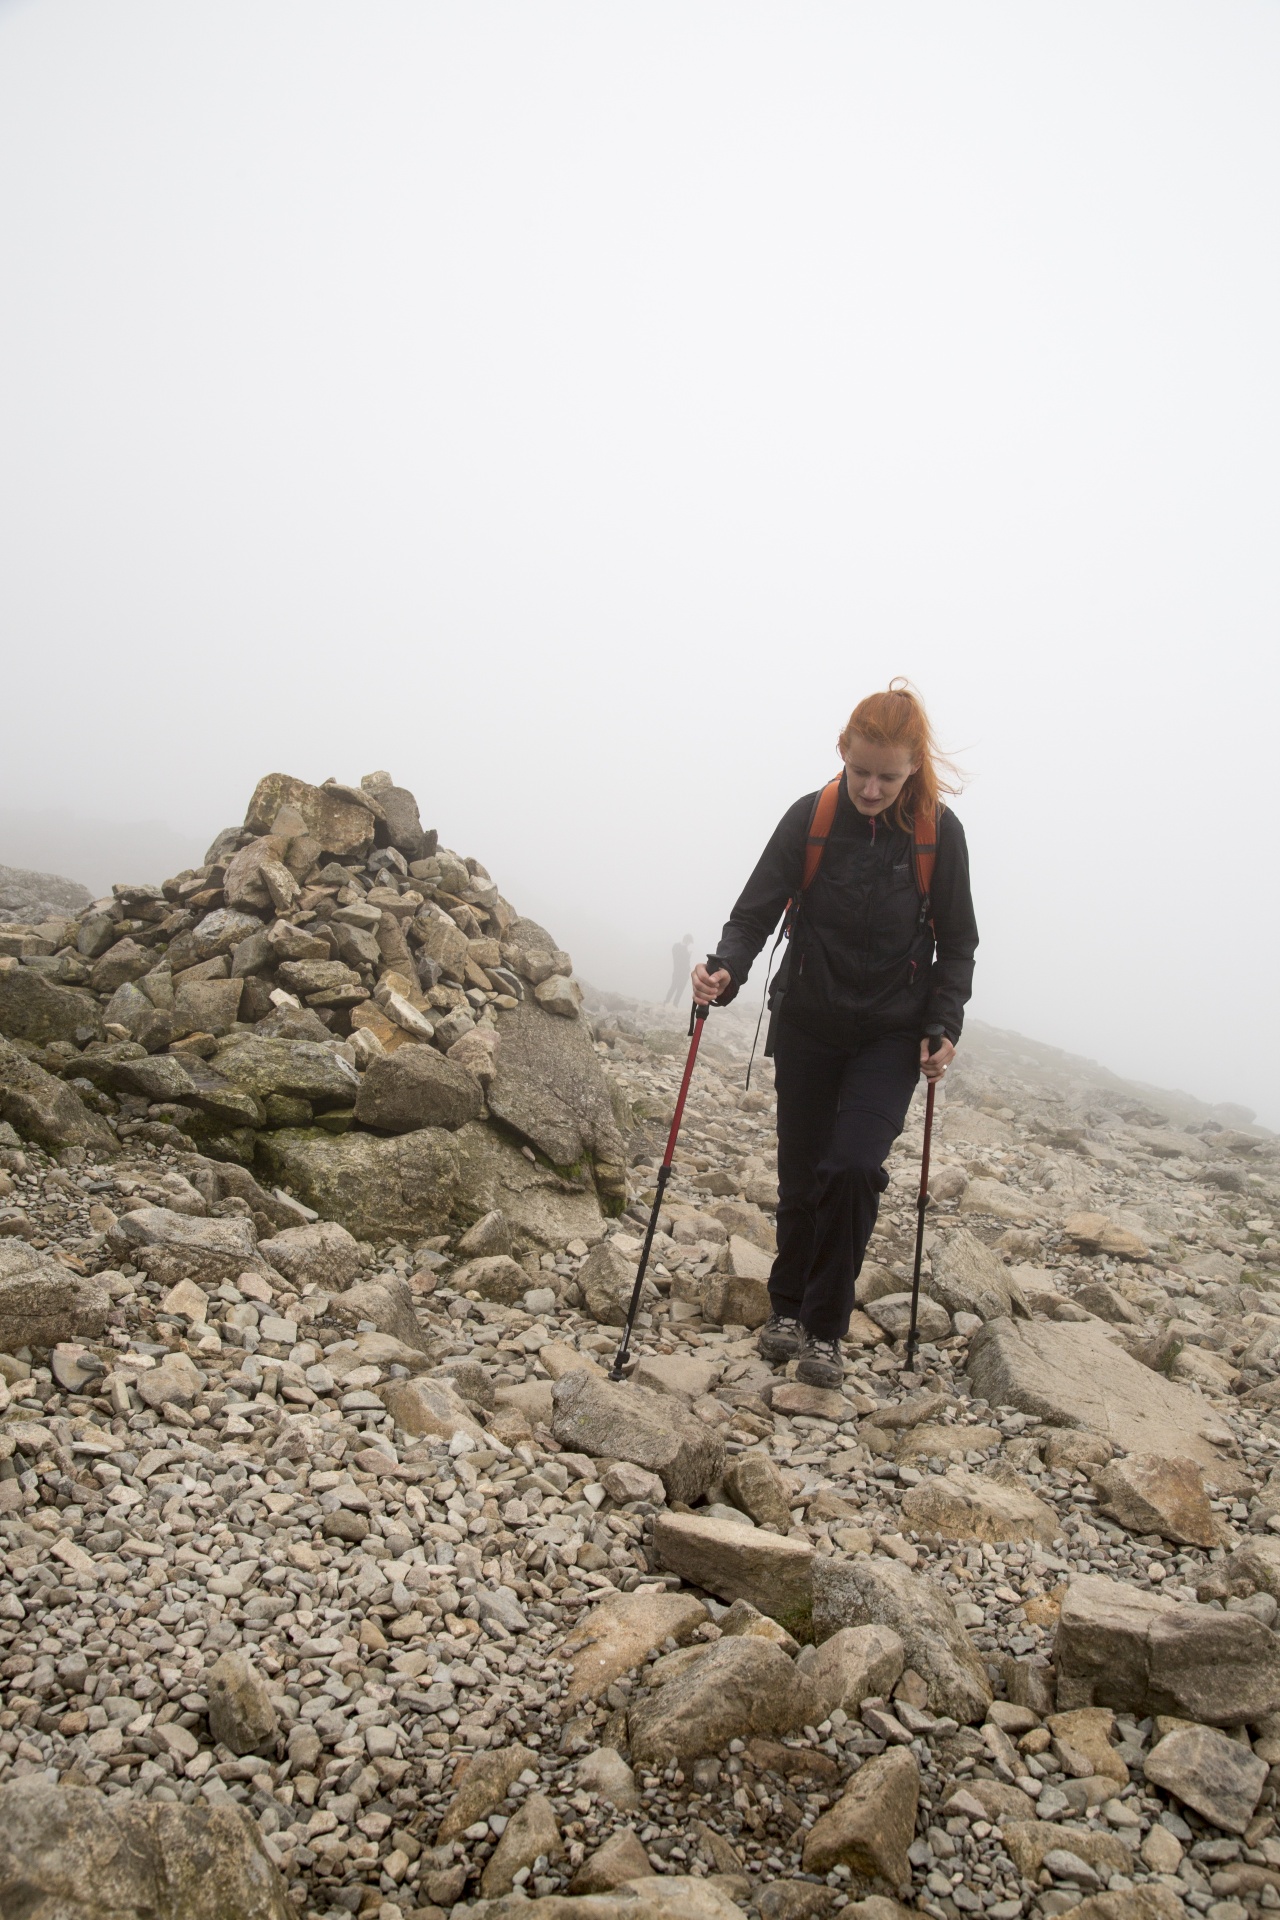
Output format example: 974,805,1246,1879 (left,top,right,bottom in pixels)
919,1035,956,1081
